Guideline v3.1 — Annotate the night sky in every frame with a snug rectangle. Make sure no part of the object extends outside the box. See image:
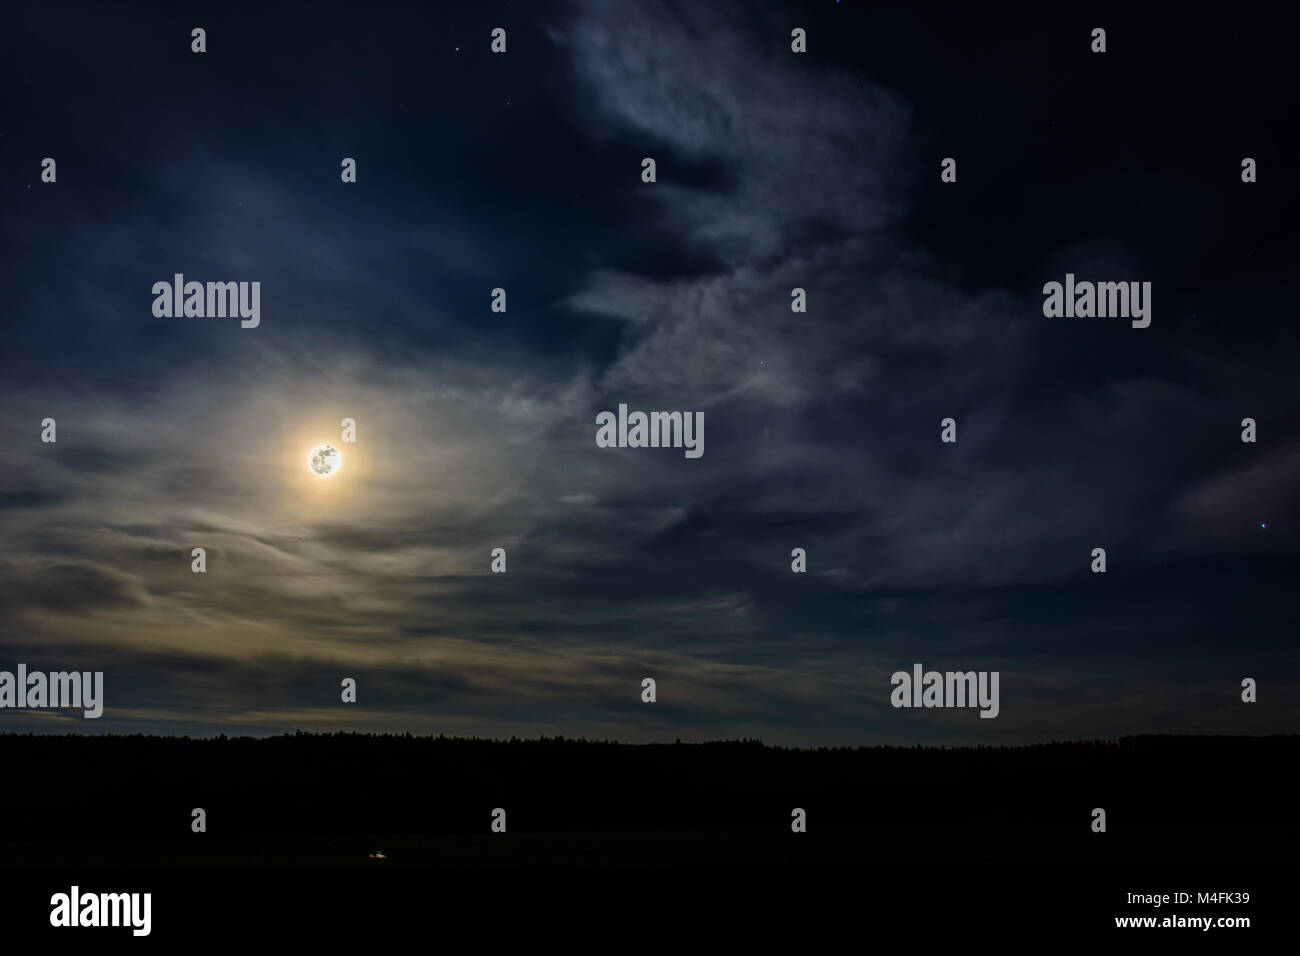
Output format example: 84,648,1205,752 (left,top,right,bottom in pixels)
2,1,1297,746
